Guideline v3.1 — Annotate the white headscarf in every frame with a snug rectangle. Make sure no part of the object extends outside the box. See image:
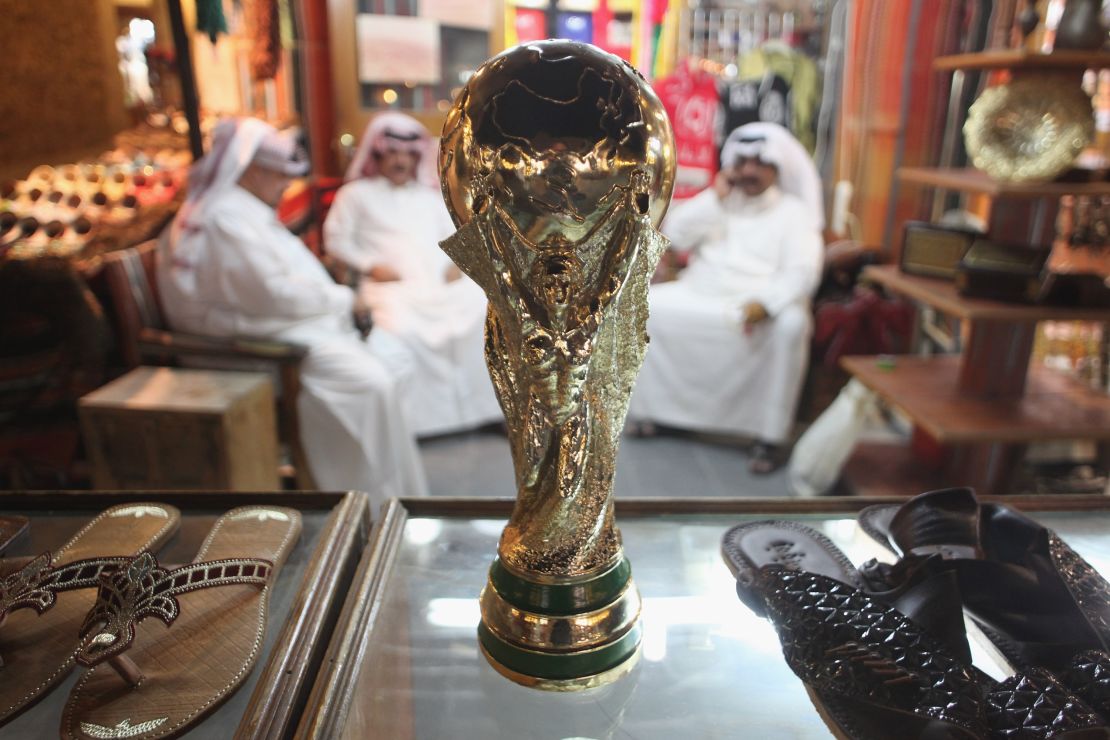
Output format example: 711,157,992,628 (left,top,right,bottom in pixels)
345,112,438,186
171,117,305,244
162,117,306,306
720,122,825,229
